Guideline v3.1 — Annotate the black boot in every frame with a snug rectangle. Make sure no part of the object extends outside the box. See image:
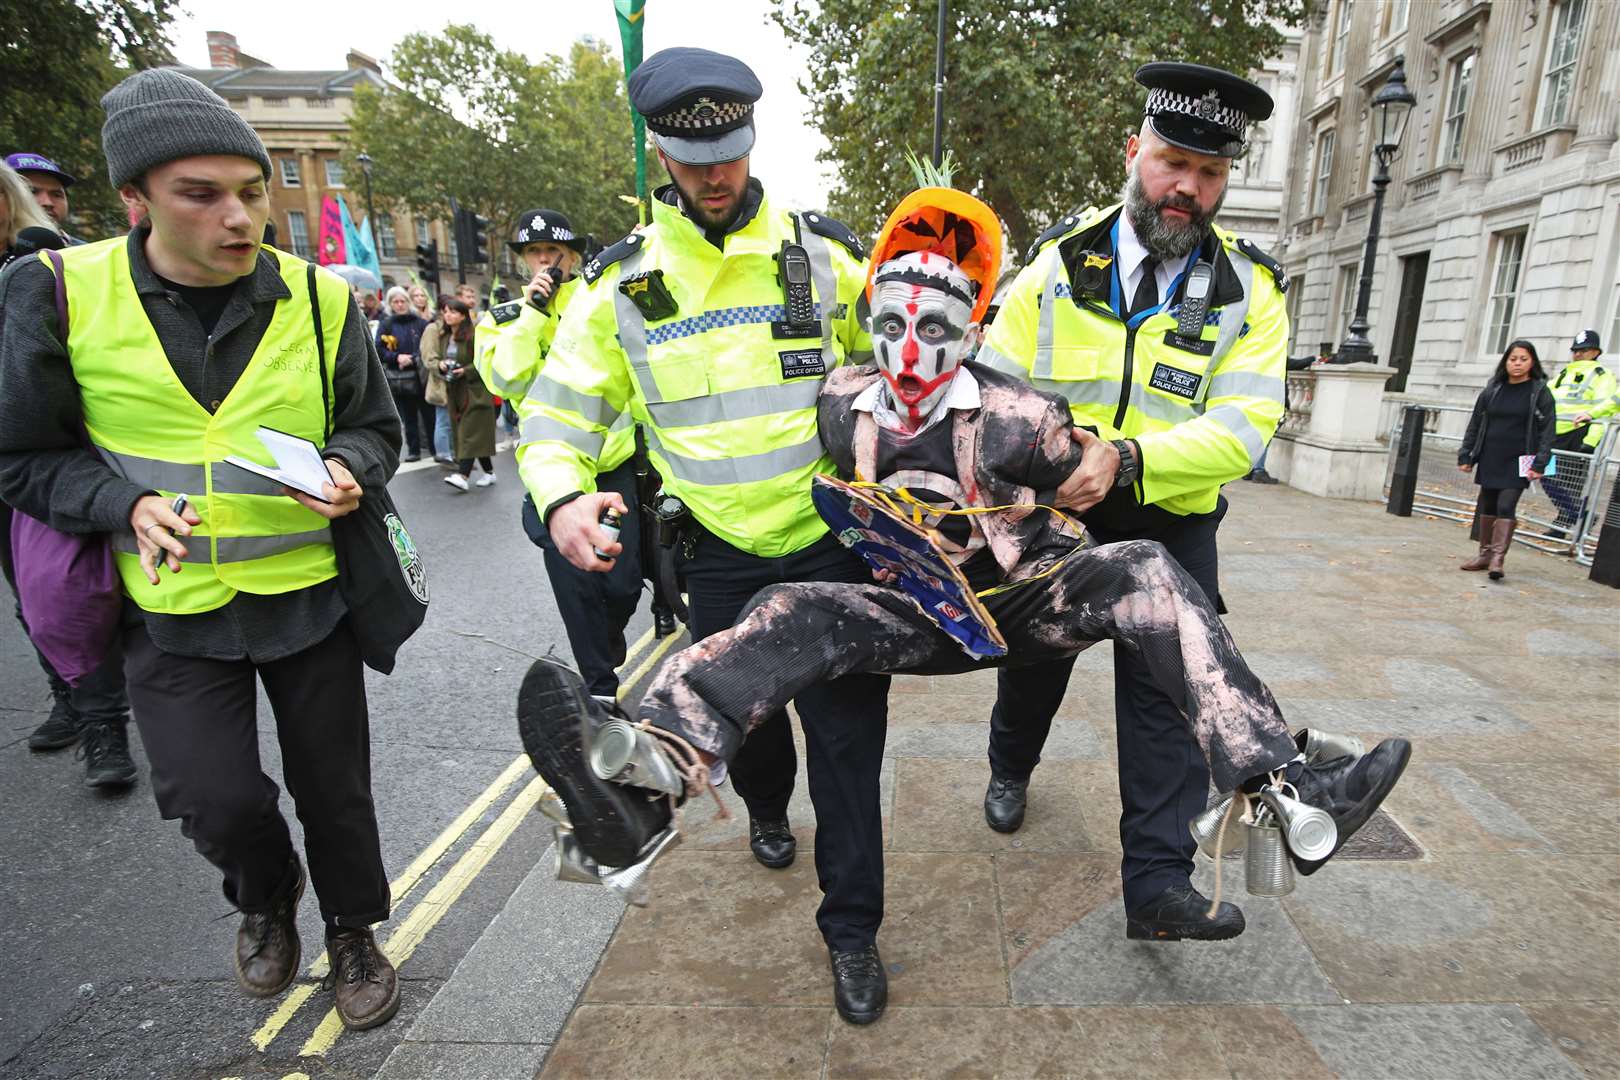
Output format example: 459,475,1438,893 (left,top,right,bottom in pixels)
983,775,1028,834
1125,883,1245,941
828,944,887,1025
27,690,81,751
78,720,137,788
1282,737,1412,876
517,657,672,868
748,818,796,869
